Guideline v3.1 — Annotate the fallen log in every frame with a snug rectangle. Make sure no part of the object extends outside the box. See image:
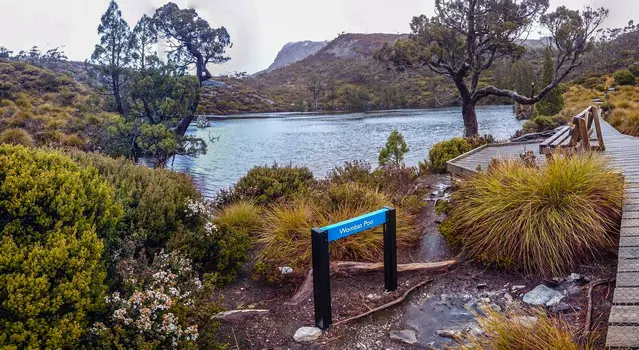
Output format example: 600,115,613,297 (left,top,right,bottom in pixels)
286,259,458,305
212,309,269,322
